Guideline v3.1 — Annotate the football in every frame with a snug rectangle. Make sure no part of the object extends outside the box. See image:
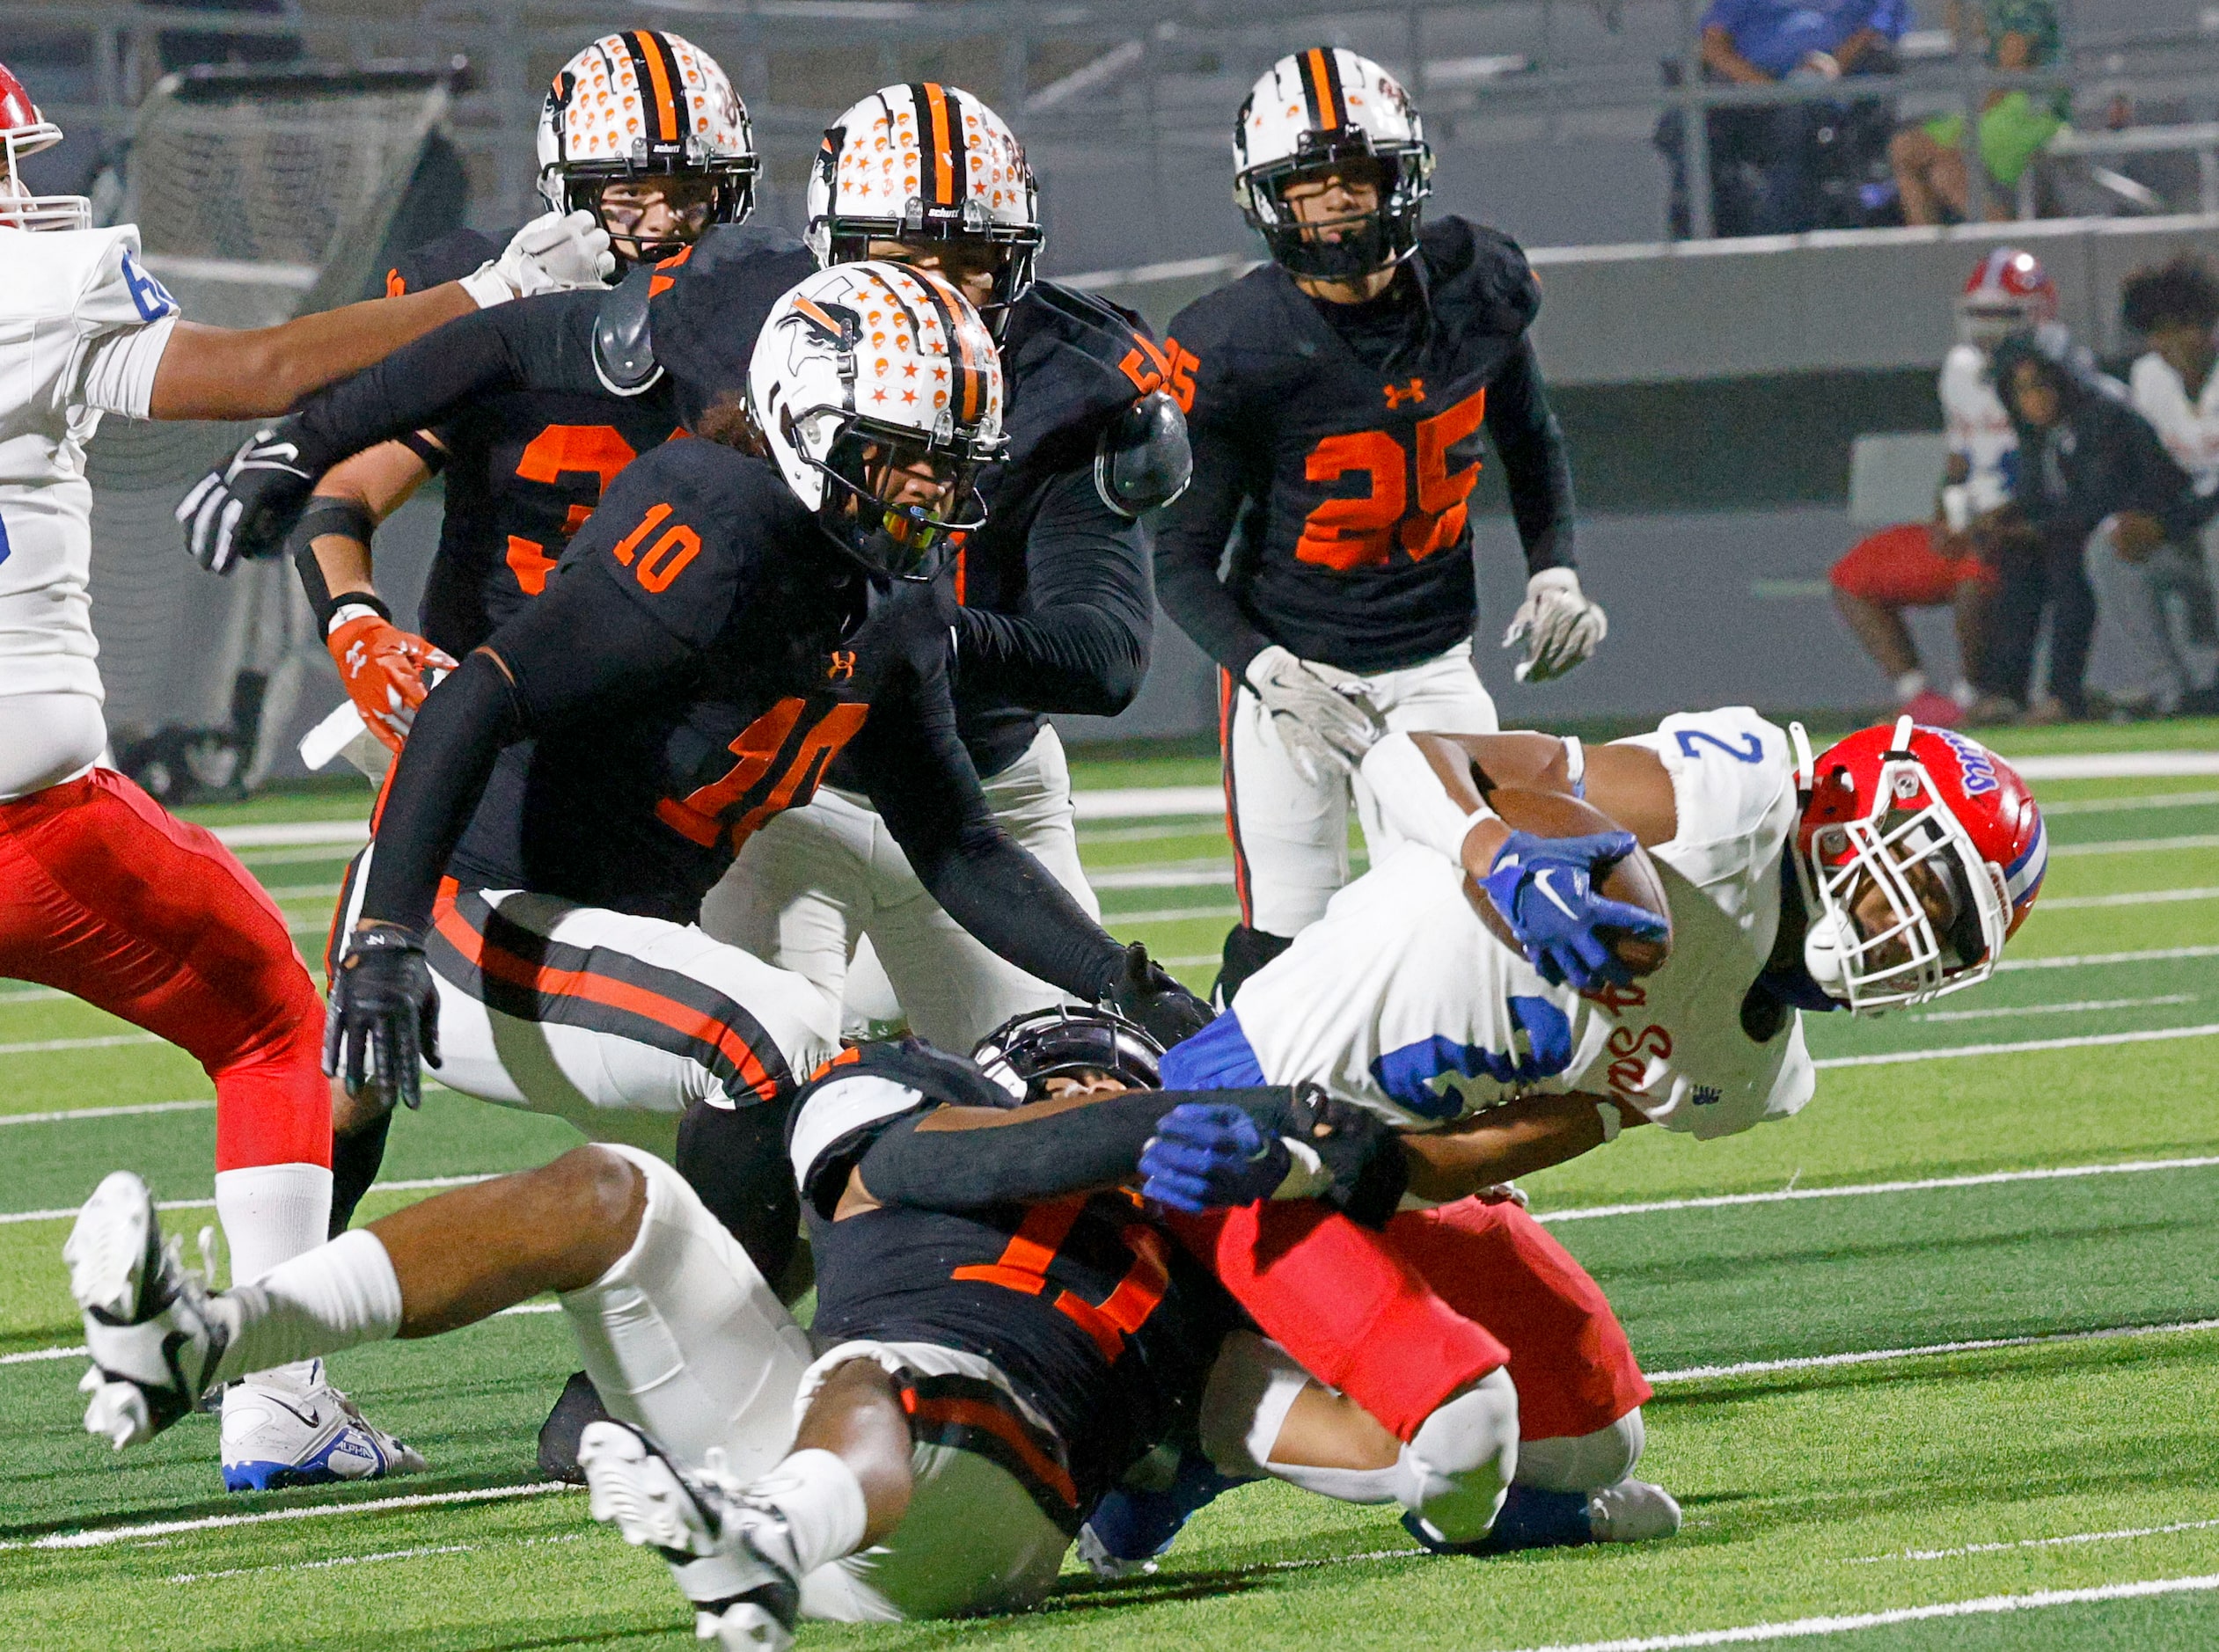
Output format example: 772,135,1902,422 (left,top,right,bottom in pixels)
1463,786,1673,977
